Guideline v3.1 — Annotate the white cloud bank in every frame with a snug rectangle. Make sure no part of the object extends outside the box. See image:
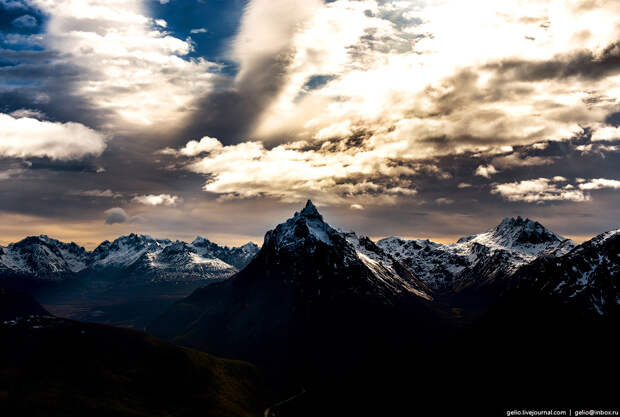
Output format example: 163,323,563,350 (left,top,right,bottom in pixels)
27,0,218,129
492,177,620,203
475,165,499,179
0,113,107,160
168,0,620,206
578,178,620,190
168,136,419,205
133,194,181,207
235,0,620,156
